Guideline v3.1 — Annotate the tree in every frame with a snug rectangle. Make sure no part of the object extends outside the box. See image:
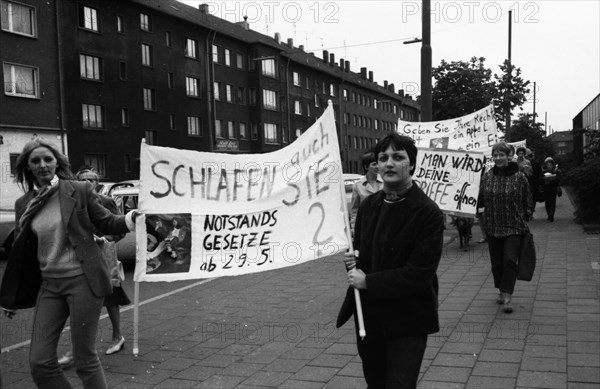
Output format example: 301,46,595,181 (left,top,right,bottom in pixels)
431,57,531,133
431,57,496,121
508,113,554,161
495,60,531,133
